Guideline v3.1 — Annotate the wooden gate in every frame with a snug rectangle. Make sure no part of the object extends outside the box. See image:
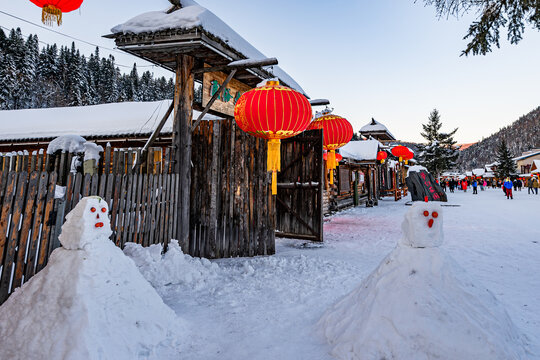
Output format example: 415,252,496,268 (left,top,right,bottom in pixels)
276,129,324,242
